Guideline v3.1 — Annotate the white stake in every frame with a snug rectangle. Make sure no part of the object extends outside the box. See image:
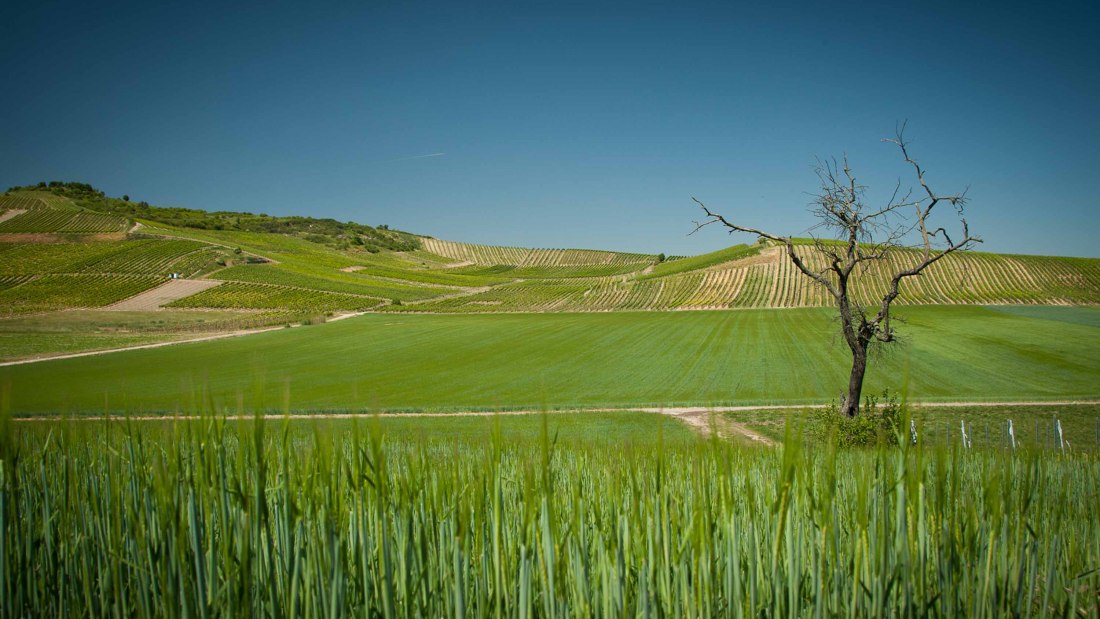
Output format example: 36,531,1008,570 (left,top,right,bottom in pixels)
960,419,971,449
